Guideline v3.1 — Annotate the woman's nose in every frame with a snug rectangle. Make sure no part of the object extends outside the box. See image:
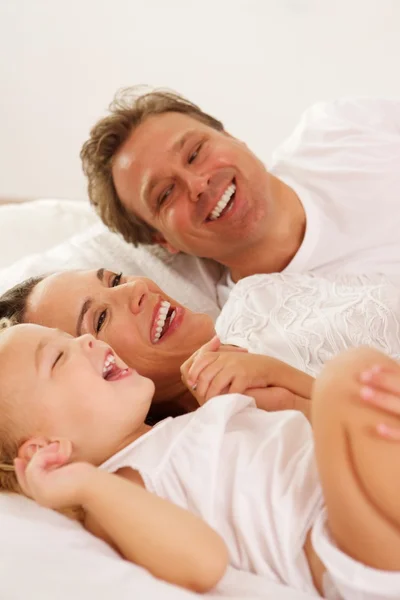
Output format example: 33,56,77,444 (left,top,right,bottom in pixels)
126,279,149,315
